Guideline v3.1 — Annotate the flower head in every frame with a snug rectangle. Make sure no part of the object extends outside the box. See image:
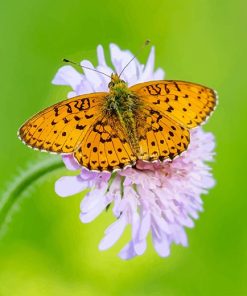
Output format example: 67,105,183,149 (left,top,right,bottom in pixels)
53,44,215,259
